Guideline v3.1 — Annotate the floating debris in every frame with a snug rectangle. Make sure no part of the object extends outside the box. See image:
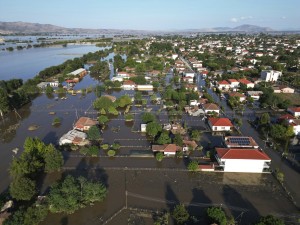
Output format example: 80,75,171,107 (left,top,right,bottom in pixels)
12,148,19,154
49,112,56,115
28,124,39,131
